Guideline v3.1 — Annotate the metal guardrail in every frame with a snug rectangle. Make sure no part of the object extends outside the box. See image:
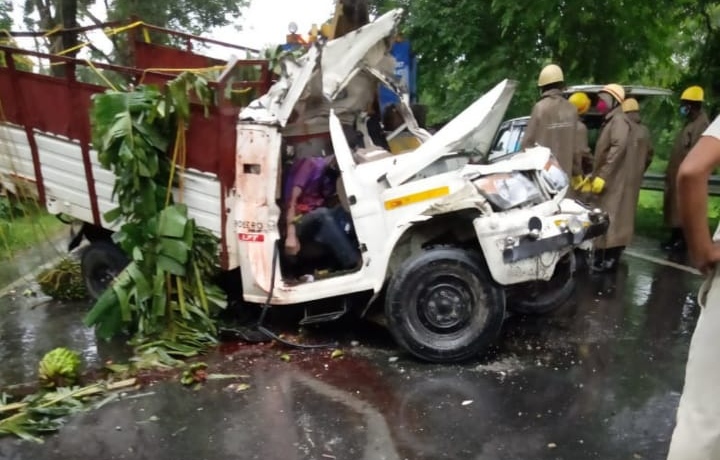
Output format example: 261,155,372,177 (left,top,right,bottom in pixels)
642,173,720,196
